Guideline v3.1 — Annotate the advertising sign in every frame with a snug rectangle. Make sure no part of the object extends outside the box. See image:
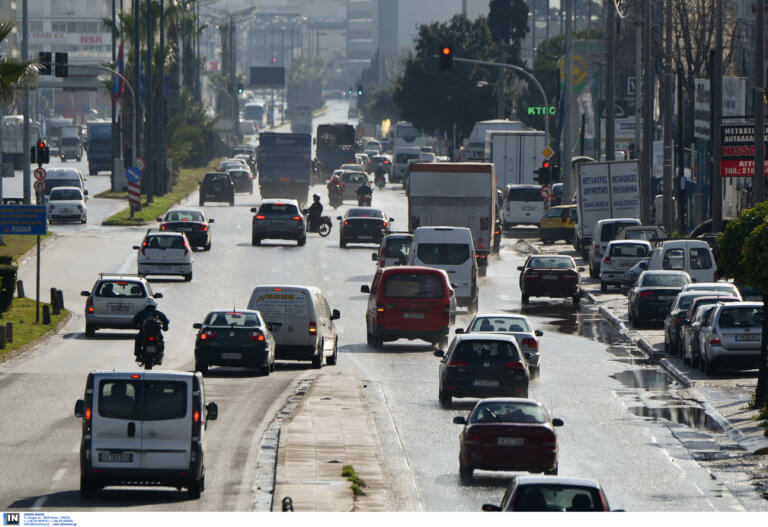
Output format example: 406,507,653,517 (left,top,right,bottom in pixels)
720,123,768,177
